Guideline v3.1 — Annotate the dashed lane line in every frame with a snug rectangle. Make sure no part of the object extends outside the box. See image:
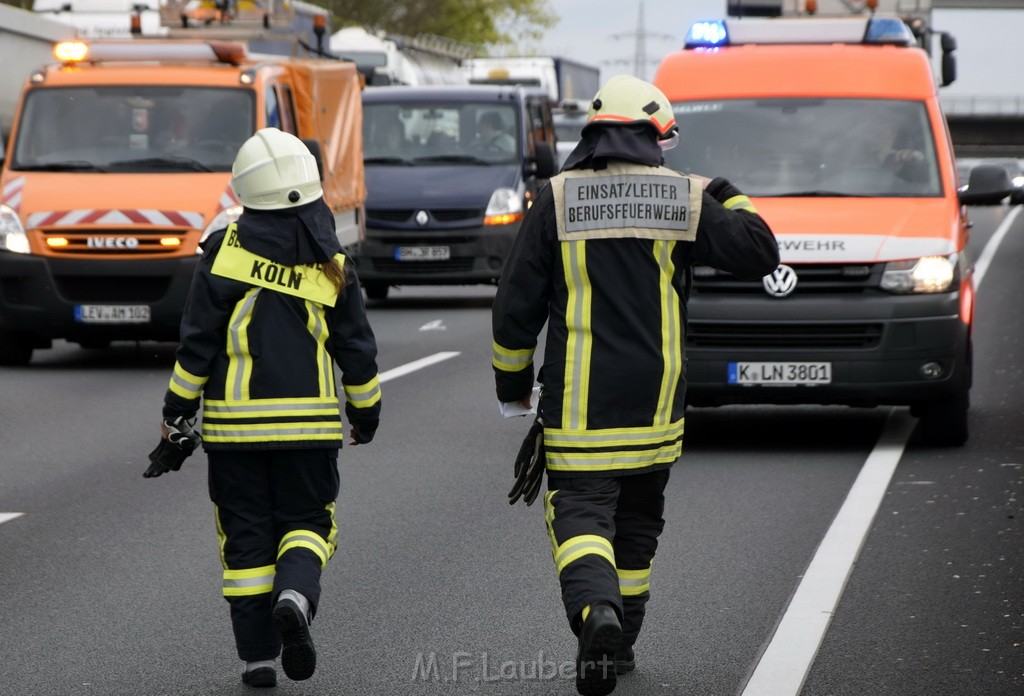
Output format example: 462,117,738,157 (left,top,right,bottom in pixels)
0,513,25,525
378,351,460,384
